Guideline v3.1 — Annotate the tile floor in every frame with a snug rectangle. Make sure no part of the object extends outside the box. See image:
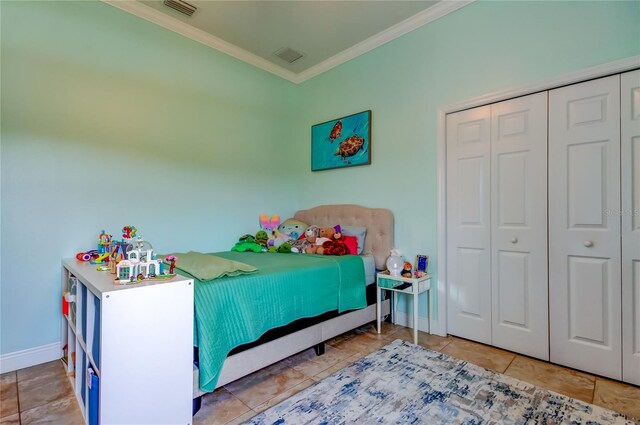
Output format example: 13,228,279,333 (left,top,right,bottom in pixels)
1,323,639,424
